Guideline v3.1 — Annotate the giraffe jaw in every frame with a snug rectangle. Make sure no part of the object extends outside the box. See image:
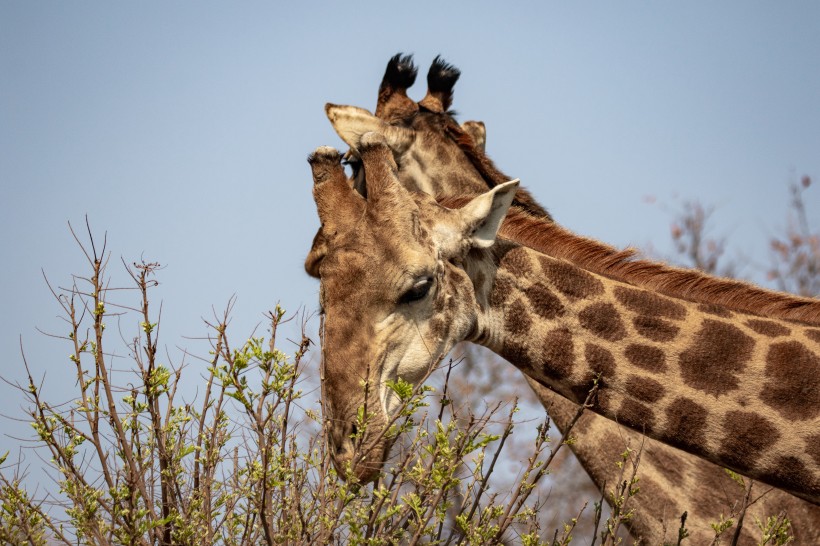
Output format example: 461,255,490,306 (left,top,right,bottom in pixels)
374,309,453,418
